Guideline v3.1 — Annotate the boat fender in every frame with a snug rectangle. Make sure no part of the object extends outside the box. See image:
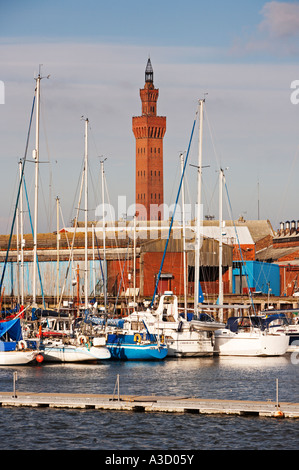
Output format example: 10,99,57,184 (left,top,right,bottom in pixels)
18,340,27,350
161,335,164,343
134,333,141,343
274,409,285,419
